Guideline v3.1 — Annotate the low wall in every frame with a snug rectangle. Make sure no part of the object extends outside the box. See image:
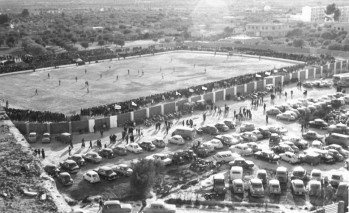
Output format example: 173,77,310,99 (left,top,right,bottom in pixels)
71,120,89,133
134,109,147,122
50,122,69,134
164,102,176,114
203,93,214,102
215,91,224,102
149,105,161,117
